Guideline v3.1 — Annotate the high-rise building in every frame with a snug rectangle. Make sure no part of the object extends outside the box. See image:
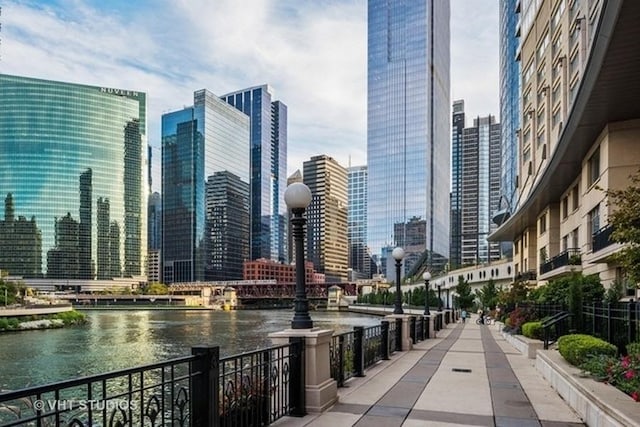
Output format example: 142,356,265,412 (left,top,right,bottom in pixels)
0,74,147,281
459,115,502,265
286,170,303,264
303,155,349,282
206,171,250,280
348,166,372,279
449,100,466,269
496,0,521,232
162,89,250,283
222,85,288,263
367,0,451,276
147,192,162,283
